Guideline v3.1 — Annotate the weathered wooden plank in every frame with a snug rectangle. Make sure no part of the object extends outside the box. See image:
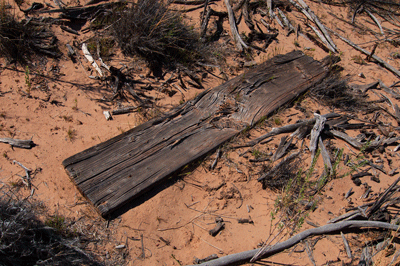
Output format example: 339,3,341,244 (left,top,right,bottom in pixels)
62,51,329,217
